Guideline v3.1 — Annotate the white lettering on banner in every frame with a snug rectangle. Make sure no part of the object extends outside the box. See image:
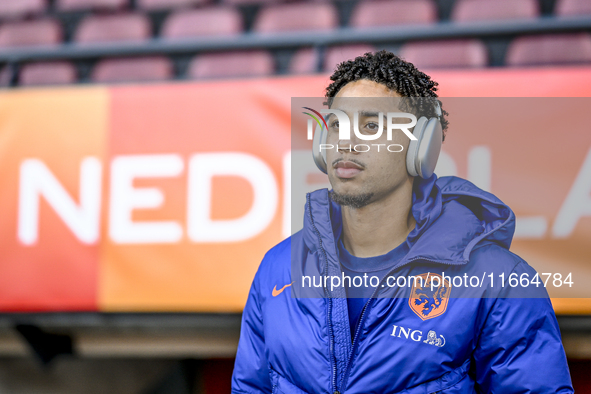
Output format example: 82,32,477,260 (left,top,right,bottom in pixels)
435,147,550,239
514,216,548,239
287,151,331,237
109,154,184,244
553,147,591,238
18,157,102,245
16,147,591,245
283,152,291,238
435,147,491,191
467,146,491,192
187,152,278,243
433,150,457,178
